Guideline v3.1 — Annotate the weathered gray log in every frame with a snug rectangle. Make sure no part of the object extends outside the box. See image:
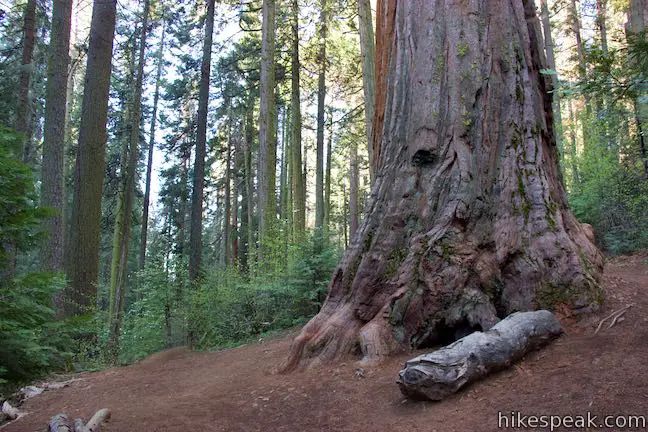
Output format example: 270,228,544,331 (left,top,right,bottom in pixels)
48,414,73,432
1,401,21,420
397,310,562,401
84,408,110,432
48,409,110,432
